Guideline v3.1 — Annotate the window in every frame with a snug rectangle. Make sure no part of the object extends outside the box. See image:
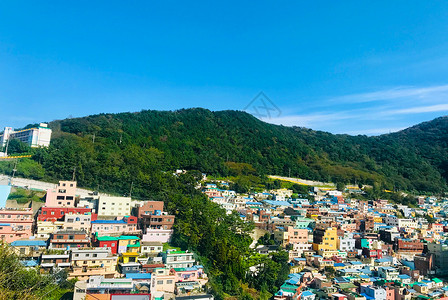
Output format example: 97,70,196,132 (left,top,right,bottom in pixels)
75,254,79,257
157,280,164,285
167,280,173,284
43,211,47,215
69,235,74,240
93,254,97,257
